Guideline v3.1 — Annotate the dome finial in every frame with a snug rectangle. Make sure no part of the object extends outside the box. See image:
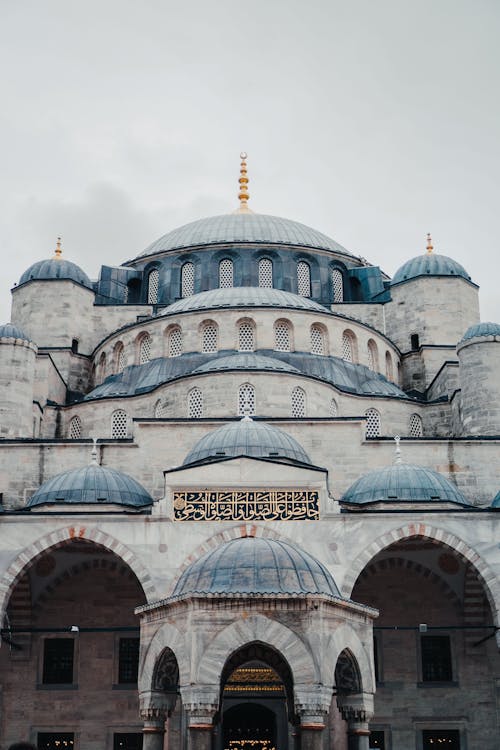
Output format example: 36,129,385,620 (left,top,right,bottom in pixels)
426,233,433,254
53,236,63,260
235,152,253,214
394,435,402,465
